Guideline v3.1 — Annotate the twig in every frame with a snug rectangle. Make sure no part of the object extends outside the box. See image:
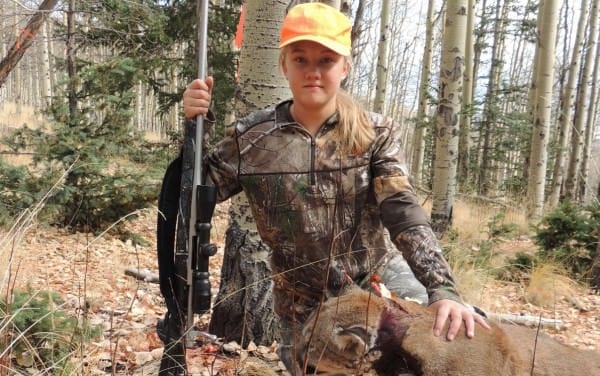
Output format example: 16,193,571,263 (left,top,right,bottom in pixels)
530,313,543,375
